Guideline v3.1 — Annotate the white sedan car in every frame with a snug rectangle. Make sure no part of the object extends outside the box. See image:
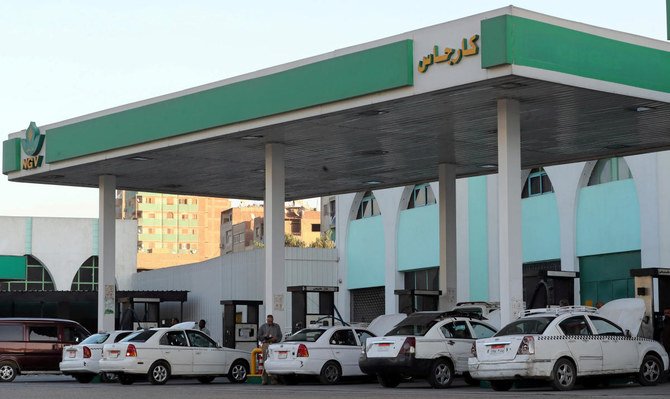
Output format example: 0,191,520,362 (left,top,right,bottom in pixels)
99,328,250,385
59,330,135,383
469,300,670,391
265,326,375,384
